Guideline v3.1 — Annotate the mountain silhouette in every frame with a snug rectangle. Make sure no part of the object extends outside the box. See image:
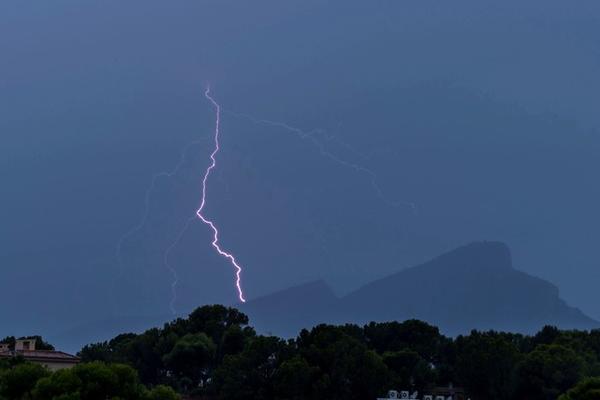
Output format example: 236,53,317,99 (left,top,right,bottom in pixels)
240,280,339,337
241,242,598,337
53,242,598,351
